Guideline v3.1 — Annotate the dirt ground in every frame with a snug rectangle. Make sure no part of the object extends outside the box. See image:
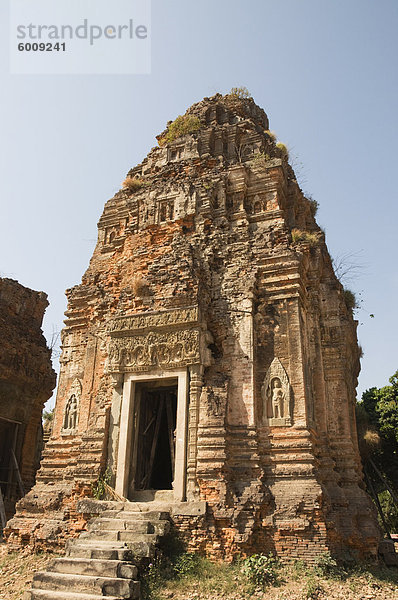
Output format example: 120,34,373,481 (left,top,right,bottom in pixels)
0,542,397,600
156,578,398,600
154,569,398,600
0,543,59,600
